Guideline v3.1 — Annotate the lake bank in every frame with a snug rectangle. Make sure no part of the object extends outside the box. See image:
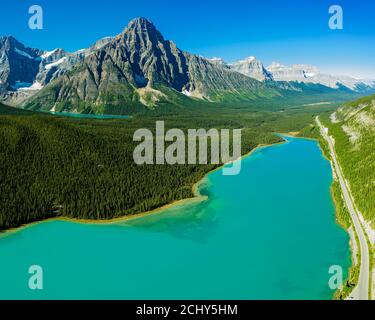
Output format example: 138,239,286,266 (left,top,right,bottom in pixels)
0,140,281,237
298,126,361,299
0,136,350,299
